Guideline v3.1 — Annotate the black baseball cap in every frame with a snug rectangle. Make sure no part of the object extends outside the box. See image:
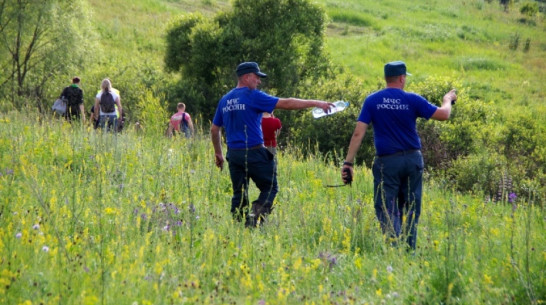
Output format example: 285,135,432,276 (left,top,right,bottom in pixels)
384,61,412,77
236,62,267,78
